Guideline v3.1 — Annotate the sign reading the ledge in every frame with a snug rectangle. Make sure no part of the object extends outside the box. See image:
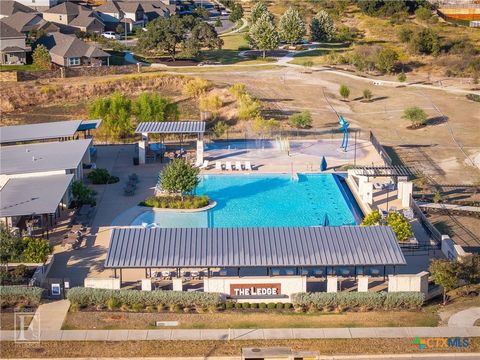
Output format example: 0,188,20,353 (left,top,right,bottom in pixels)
230,283,281,297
